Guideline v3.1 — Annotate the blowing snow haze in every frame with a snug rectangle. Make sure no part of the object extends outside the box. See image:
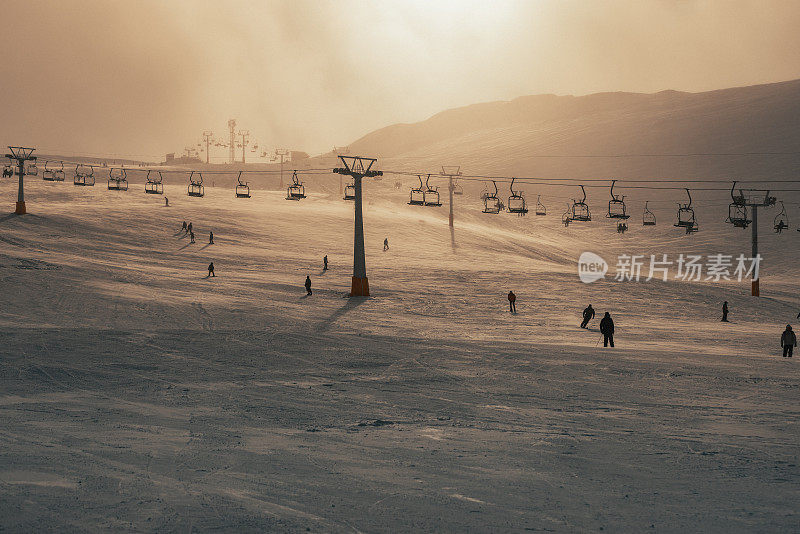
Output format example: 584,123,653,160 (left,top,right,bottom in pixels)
1,0,800,159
